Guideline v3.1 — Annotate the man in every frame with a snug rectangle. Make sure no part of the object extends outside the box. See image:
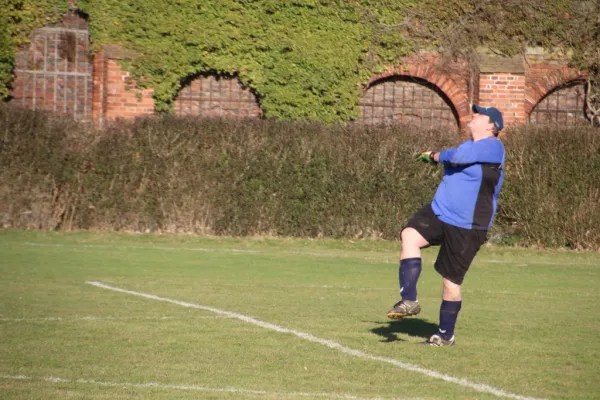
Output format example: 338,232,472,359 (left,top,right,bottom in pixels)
386,105,505,347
